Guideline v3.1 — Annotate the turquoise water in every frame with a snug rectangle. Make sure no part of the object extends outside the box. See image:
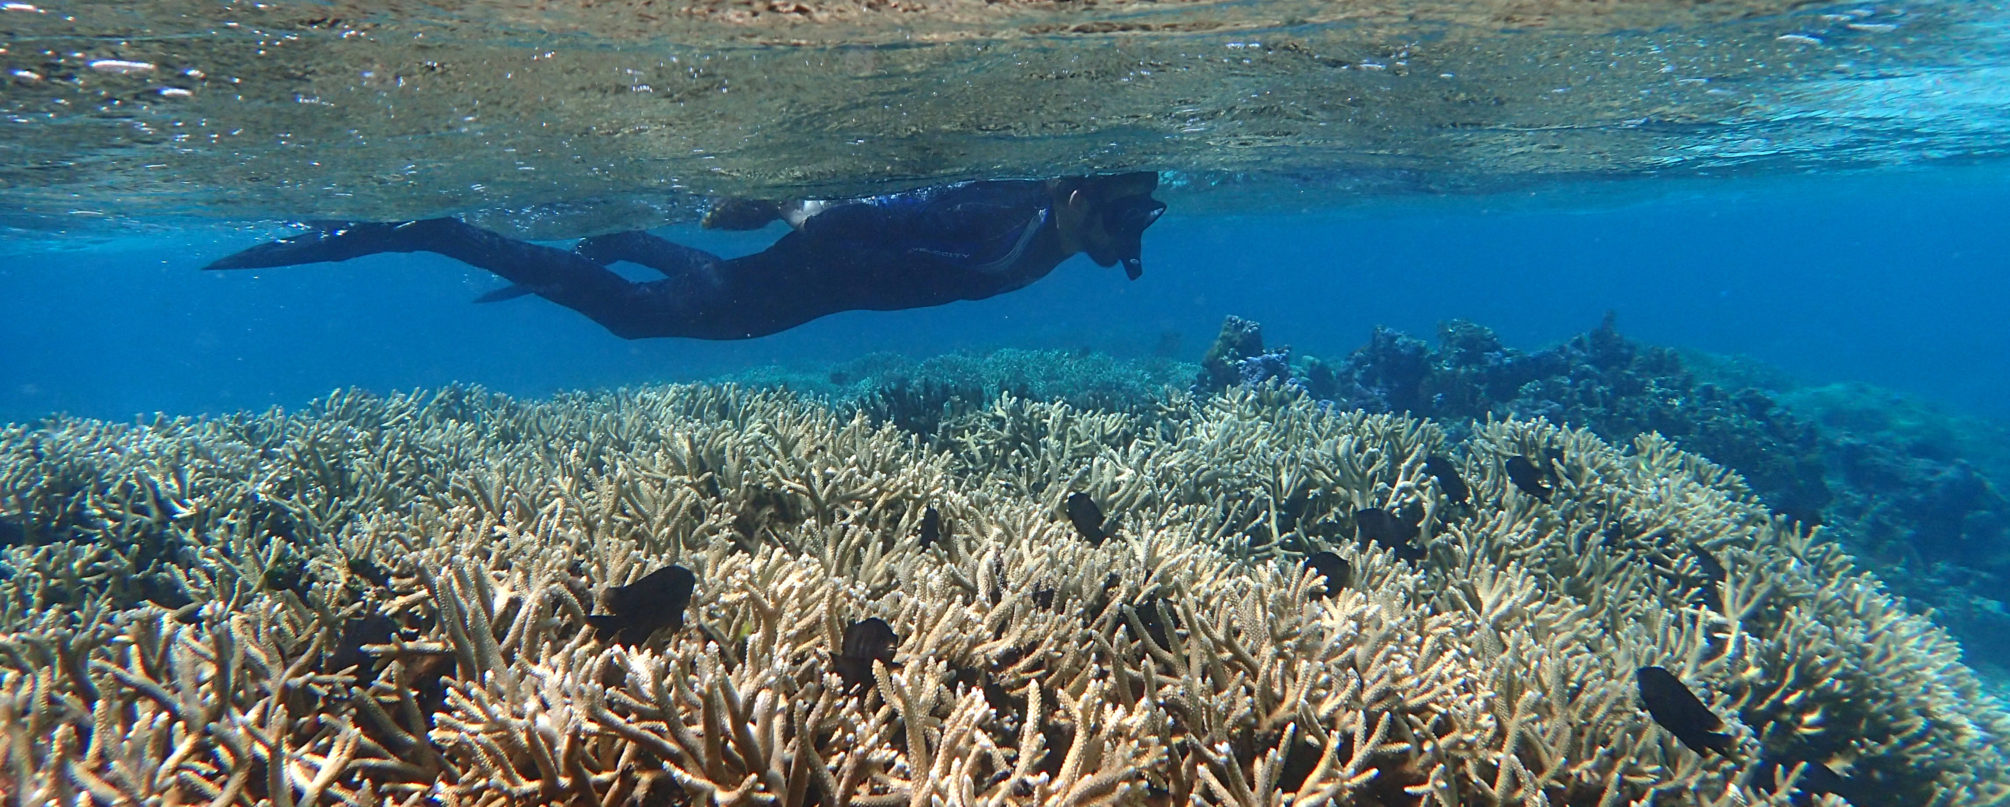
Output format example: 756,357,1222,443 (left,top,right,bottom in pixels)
6,0,2010,802
5,167,2008,423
